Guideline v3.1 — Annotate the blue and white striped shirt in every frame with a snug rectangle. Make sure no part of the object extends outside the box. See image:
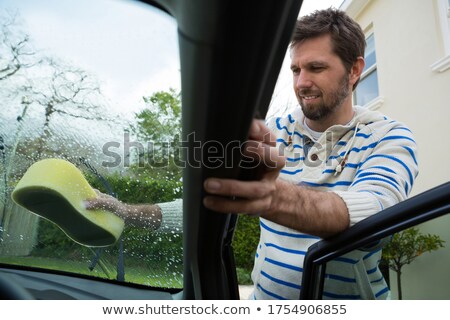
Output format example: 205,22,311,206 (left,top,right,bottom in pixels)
250,106,418,300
